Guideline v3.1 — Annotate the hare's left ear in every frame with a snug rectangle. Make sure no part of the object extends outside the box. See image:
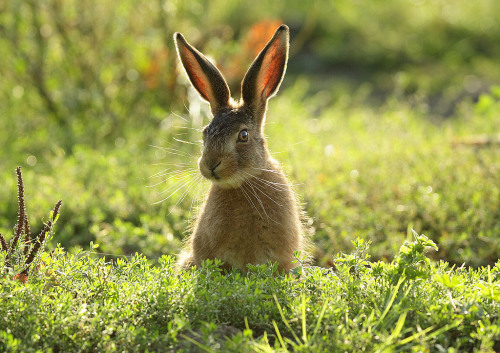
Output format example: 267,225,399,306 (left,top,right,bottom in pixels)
241,25,289,115
174,33,231,114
